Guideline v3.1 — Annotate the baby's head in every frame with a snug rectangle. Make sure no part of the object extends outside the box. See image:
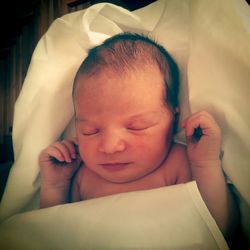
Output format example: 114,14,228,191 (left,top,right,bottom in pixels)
73,33,180,183
73,32,179,113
